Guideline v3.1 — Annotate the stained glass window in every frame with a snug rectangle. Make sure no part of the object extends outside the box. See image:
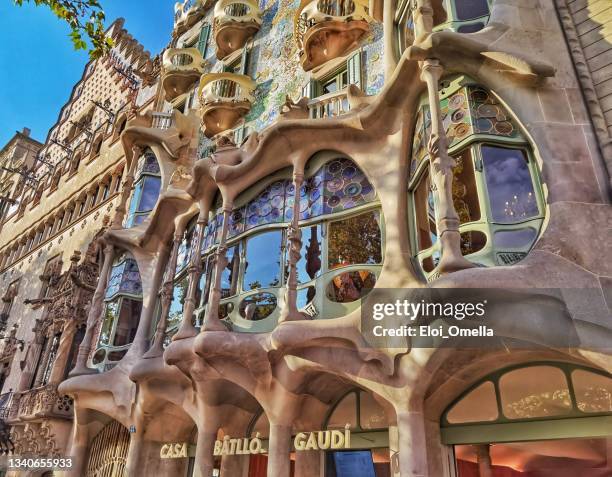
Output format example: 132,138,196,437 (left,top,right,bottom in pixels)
454,0,490,21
